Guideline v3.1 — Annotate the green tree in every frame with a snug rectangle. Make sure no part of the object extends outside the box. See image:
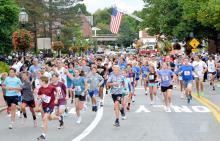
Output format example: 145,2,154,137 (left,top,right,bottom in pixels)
0,0,19,54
